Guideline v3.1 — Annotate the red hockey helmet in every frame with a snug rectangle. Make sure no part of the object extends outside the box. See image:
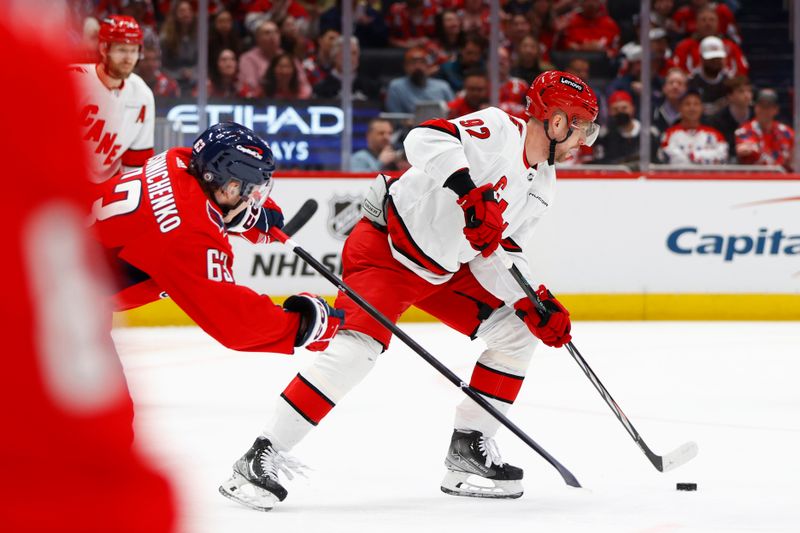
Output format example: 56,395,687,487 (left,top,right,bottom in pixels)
99,16,144,47
525,70,600,147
